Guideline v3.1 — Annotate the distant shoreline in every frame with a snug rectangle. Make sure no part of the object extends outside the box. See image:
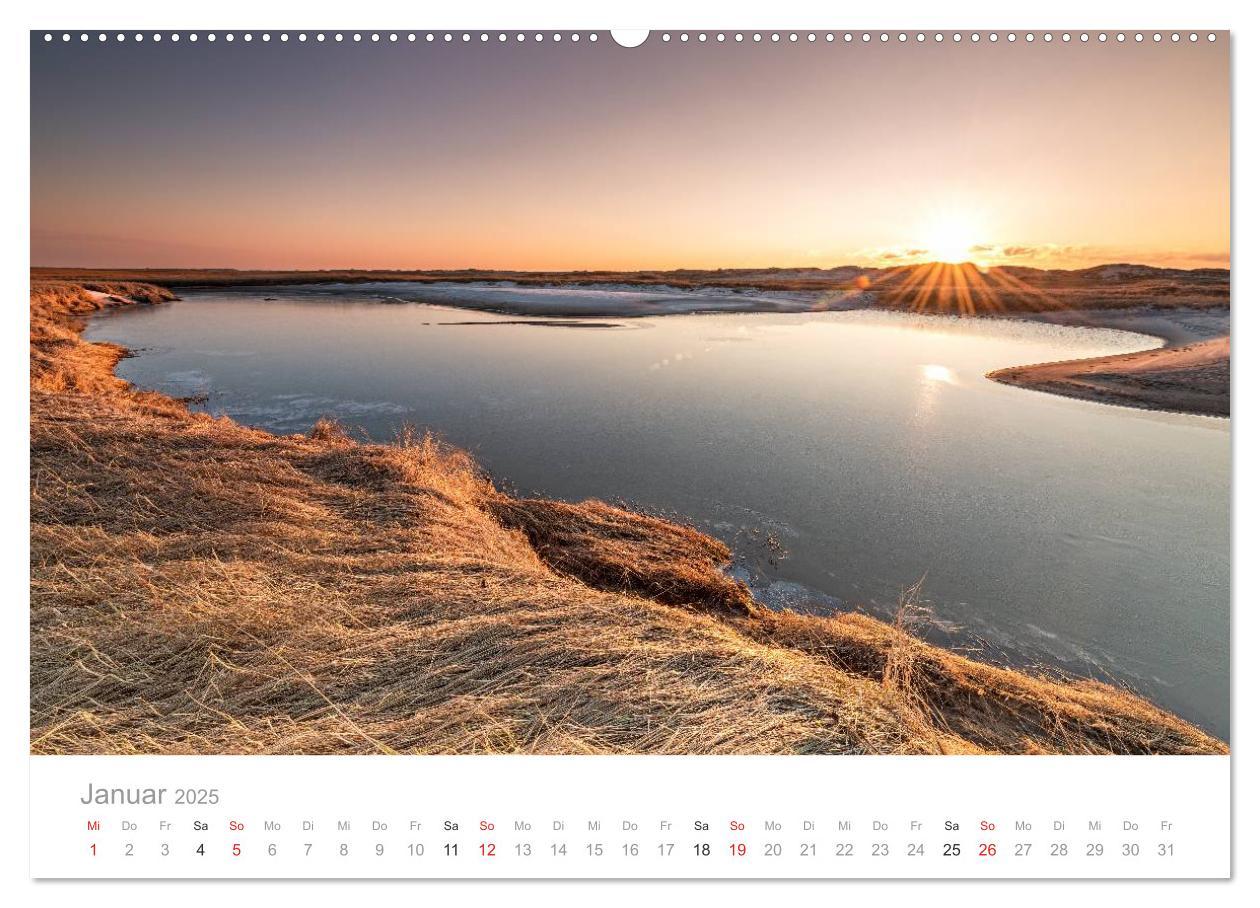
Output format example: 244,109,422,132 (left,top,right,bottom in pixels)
36,266,1231,418
30,262,1230,307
